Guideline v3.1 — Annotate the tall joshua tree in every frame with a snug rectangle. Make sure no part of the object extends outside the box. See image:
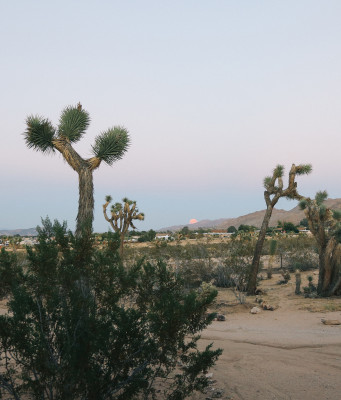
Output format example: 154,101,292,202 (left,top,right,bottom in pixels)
246,164,312,294
24,103,129,237
103,196,144,258
300,191,341,296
